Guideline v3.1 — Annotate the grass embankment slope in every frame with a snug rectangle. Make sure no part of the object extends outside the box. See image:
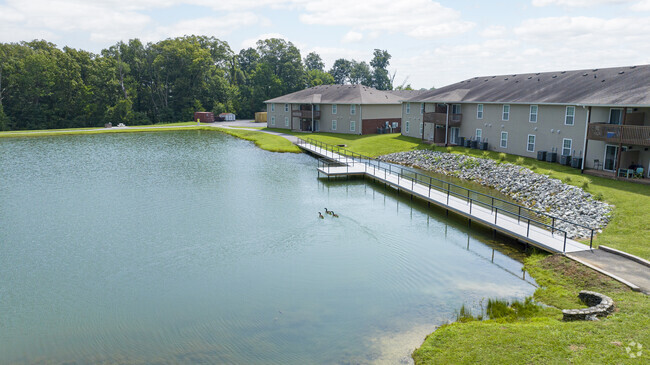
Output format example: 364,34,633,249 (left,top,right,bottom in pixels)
413,254,649,364
0,122,205,138
216,127,300,153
